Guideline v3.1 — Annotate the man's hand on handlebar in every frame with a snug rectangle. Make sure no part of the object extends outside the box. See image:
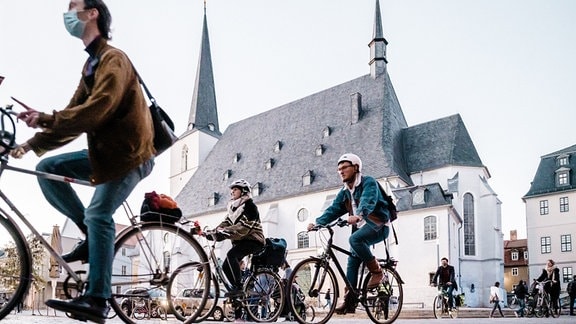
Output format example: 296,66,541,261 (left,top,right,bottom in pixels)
347,215,362,225
10,143,31,159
